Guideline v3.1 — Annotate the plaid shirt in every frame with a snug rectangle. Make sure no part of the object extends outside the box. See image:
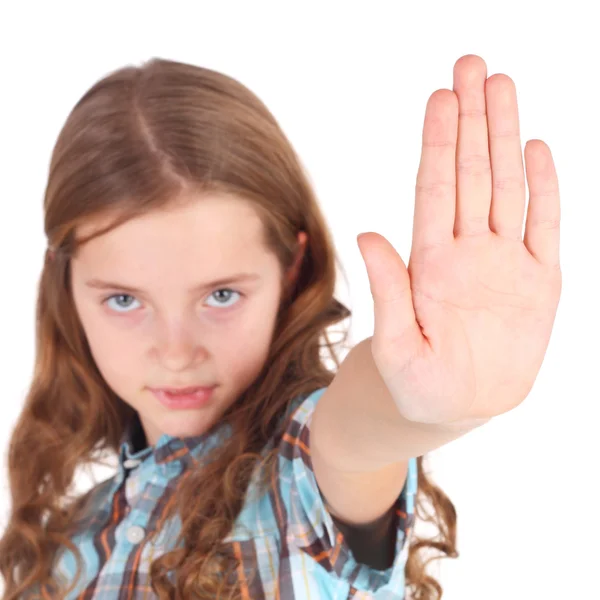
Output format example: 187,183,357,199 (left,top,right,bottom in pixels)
46,387,417,599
